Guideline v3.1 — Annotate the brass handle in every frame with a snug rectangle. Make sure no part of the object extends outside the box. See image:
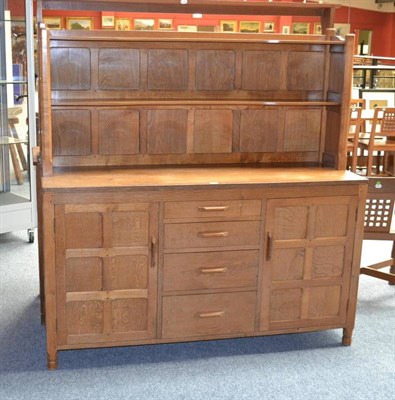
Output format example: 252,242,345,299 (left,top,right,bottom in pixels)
198,311,225,318
198,231,229,238
266,233,273,261
200,267,228,274
151,236,157,268
198,206,229,212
